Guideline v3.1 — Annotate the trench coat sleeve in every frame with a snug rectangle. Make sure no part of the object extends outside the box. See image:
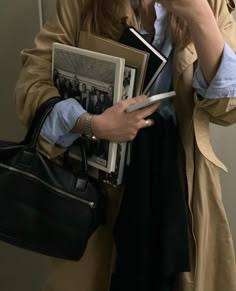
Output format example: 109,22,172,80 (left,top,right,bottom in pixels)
194,5,236,126
15,0,81,127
